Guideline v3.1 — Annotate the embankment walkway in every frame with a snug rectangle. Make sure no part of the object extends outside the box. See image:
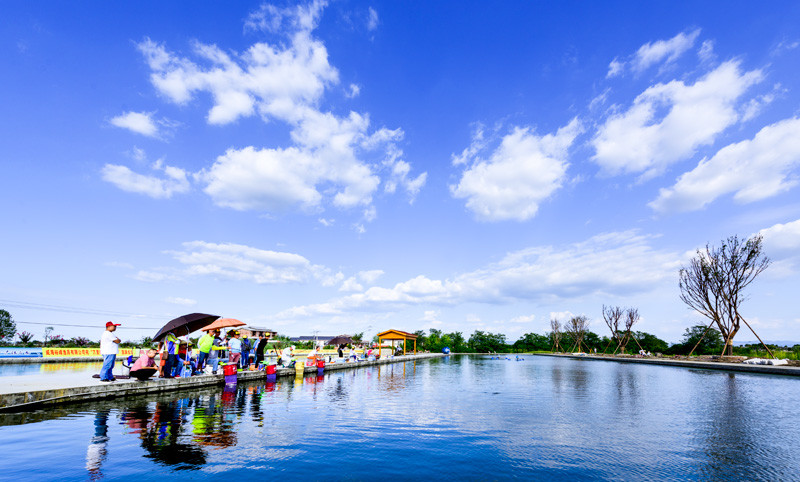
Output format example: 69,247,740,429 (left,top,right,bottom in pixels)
0,353,445,412
534,353,800,377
